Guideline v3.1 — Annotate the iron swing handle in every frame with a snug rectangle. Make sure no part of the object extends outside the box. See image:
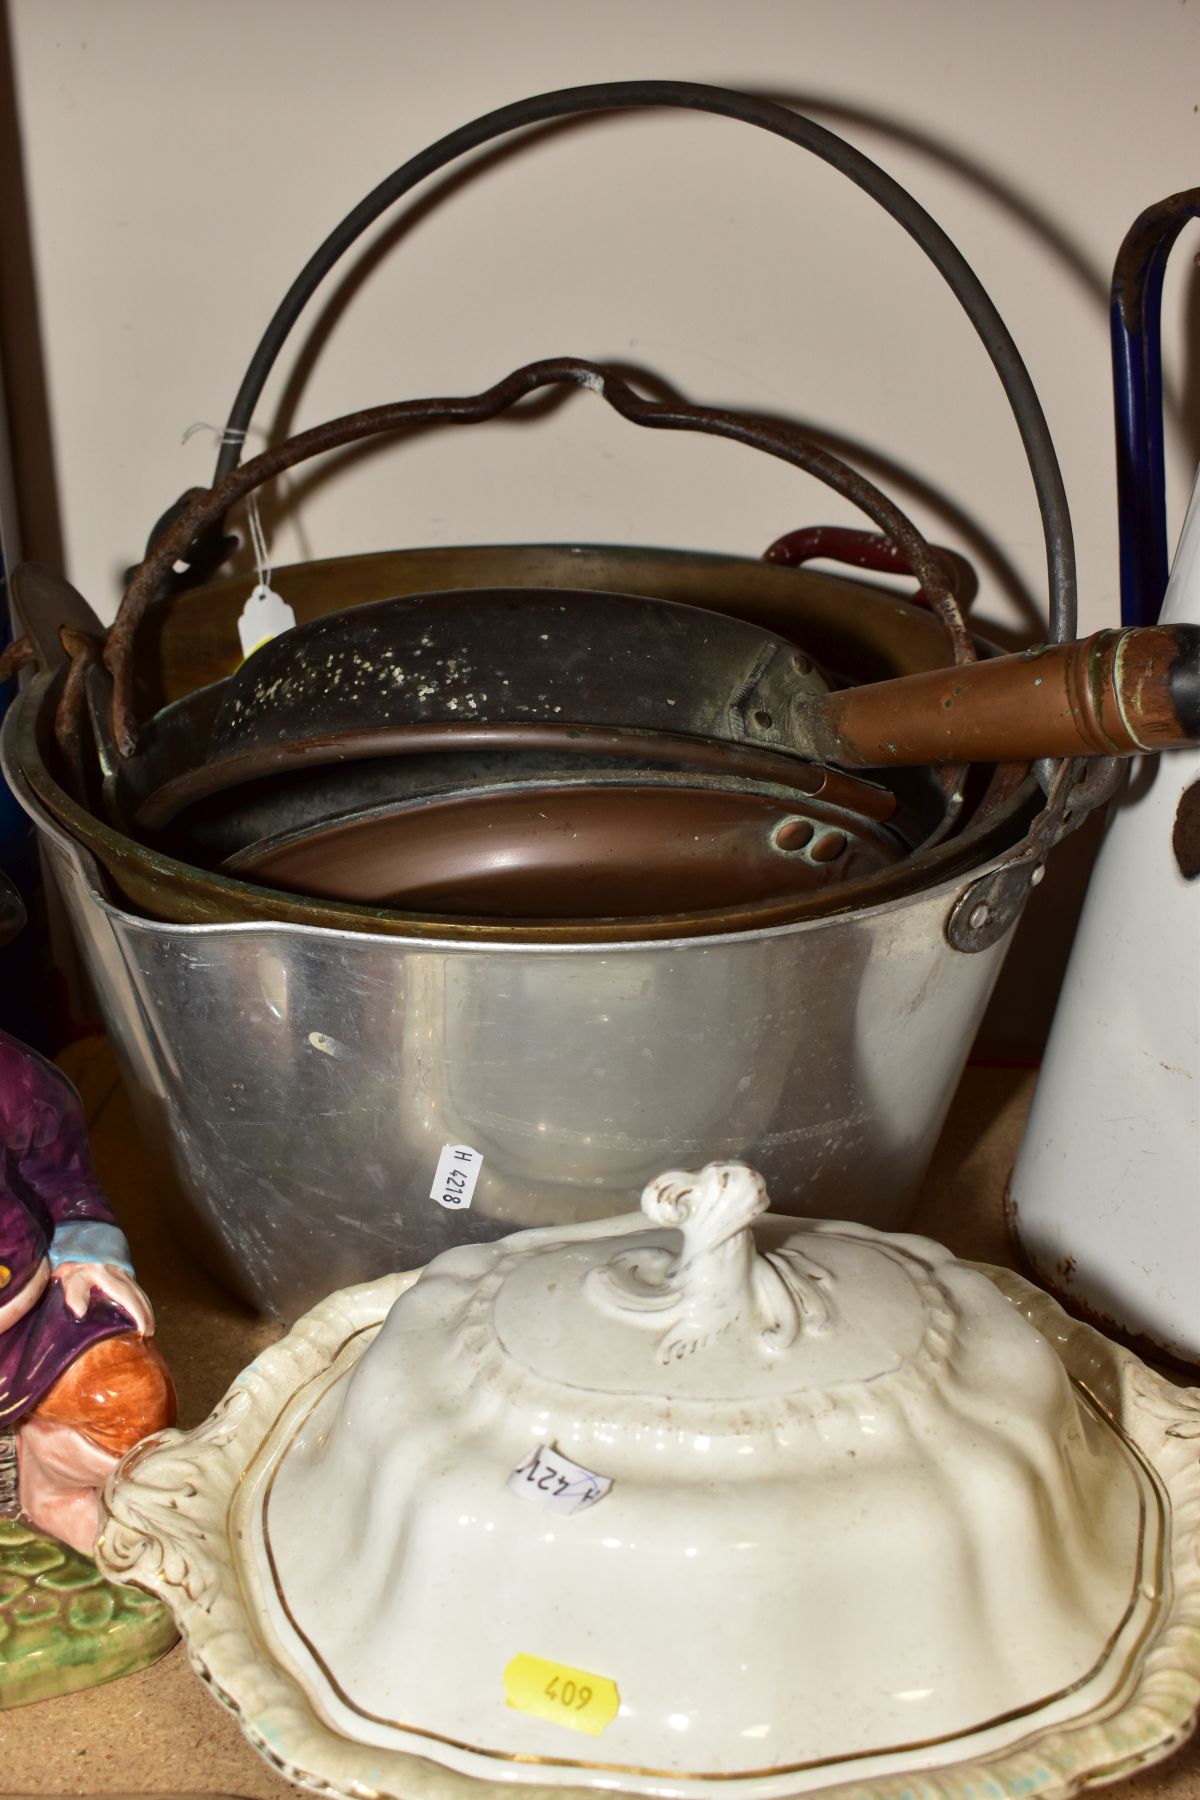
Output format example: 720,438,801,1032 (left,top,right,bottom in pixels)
184,81,1074,653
